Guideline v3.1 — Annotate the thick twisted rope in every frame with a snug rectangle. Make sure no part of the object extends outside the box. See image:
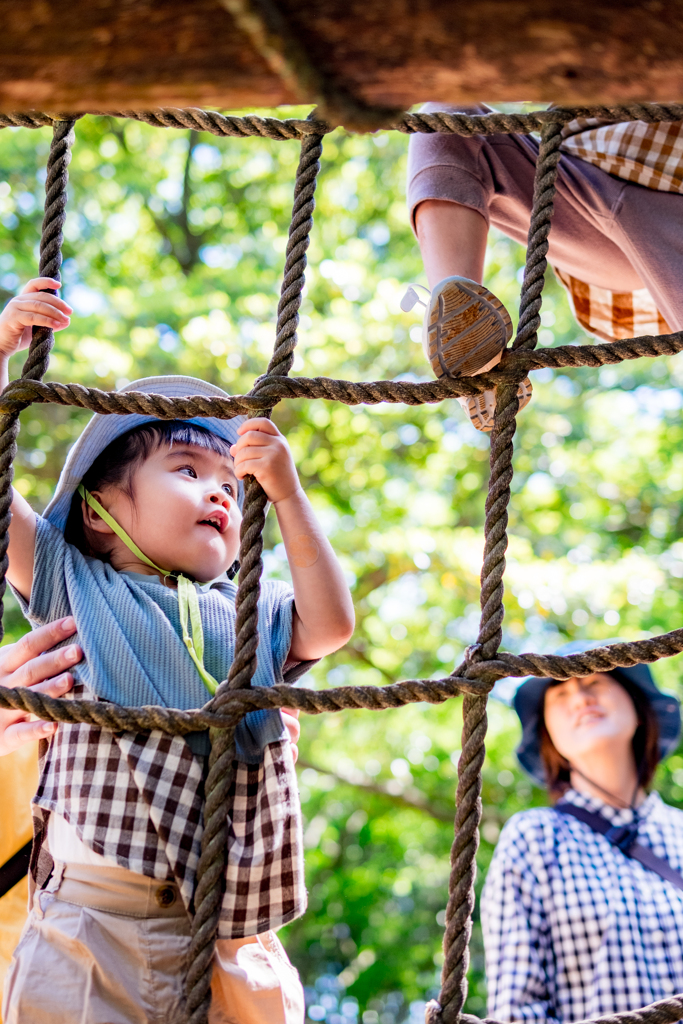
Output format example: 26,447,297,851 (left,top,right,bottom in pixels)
184,709,241,1024
226,129,322,693
431,381,521,1023
468,631,683,682
513,120,563,351
0,381,272,417
0,119,74,643
0,674,495,732
2,319,682,419
438,692,488,1024
184,130,324,1024
476,387,520,662
3,102,683,140
21,120,75,382
3,628,683,734
432,112,564,1020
